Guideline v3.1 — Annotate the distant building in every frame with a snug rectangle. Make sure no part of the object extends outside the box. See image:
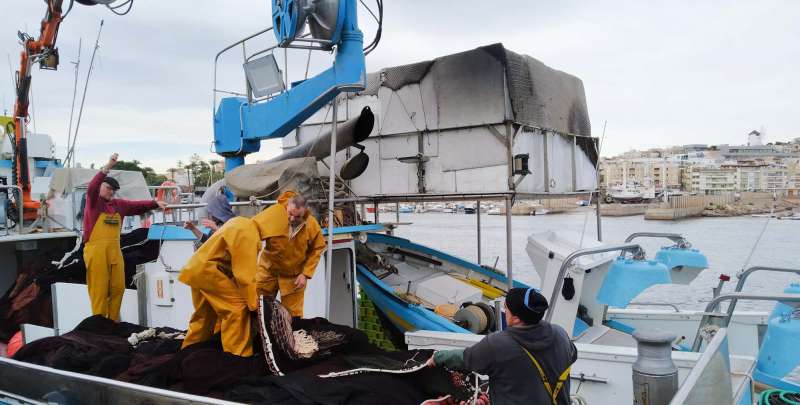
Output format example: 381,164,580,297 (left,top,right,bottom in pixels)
689,166,738,195
748,130,763,146
601,132,799,196
717,144,793,160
